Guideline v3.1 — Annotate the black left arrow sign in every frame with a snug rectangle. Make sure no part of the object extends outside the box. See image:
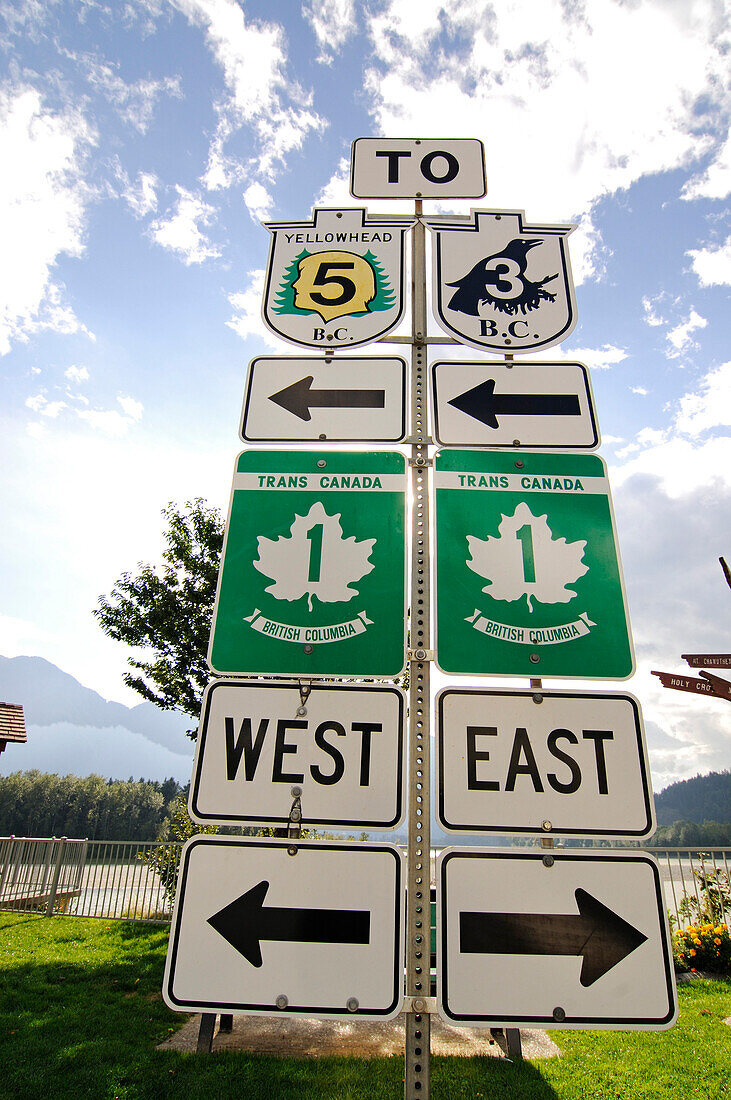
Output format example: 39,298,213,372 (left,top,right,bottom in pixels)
460,889,647,987
448,377,580,429
208,879,370,967
269,376,386,422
